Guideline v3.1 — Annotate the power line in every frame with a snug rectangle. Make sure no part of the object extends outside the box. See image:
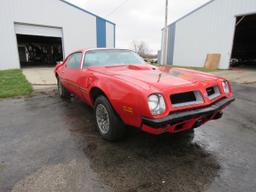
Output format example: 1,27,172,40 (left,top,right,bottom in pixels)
106,0,130,17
